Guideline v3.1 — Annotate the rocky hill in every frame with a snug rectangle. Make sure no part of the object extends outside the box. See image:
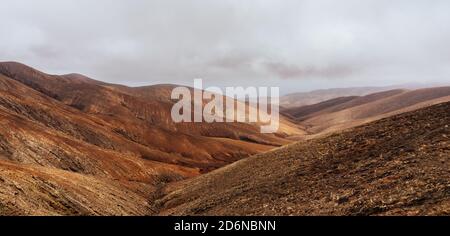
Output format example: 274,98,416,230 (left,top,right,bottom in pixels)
156,102,450,216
